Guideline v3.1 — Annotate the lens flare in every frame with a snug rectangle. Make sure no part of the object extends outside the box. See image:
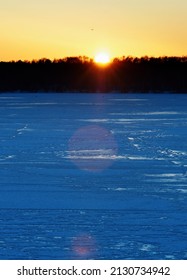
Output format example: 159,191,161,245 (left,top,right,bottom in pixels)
68,125,118,172
72,234,96,259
